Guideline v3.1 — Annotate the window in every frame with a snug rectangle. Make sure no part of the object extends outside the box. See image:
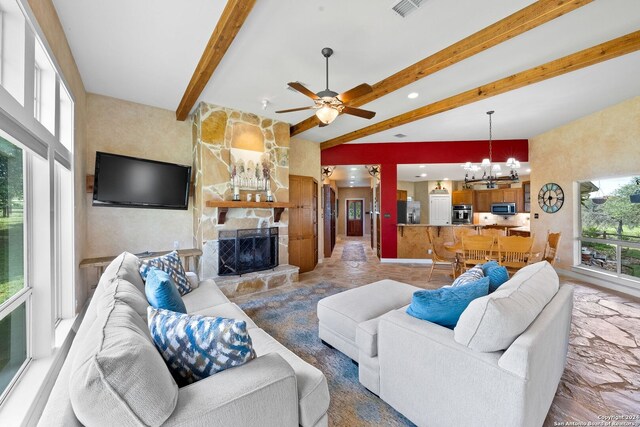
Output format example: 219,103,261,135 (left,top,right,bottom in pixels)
579,176,640,283
0,0,25,104
0,0,75,413
0,134,28,402
33,39,55,134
